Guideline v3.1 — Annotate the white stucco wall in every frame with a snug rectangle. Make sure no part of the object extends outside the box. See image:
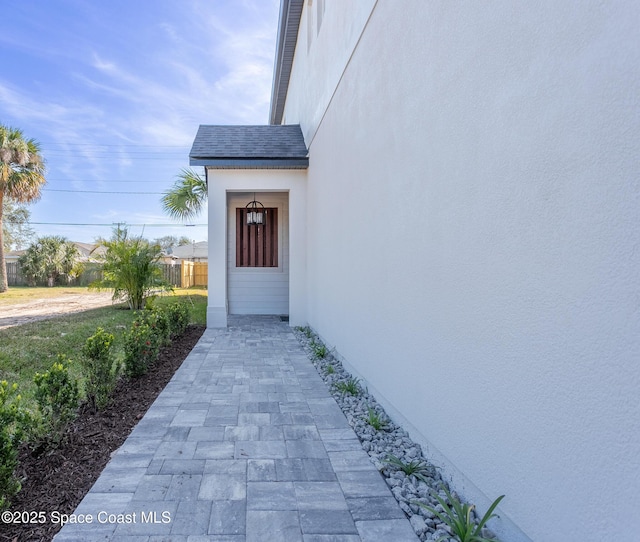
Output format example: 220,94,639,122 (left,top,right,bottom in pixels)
283,1,640,540
206,168,307,327
281,0,376,142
